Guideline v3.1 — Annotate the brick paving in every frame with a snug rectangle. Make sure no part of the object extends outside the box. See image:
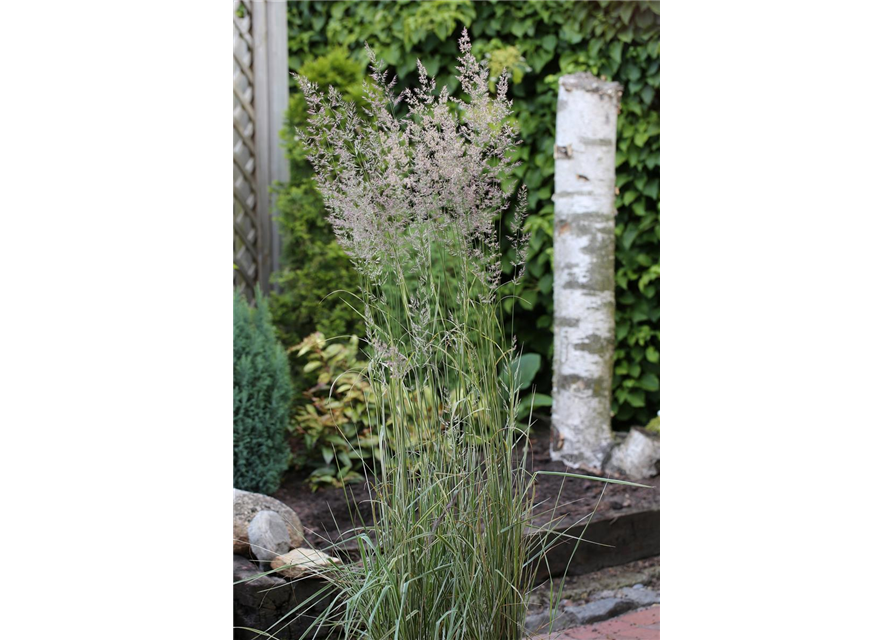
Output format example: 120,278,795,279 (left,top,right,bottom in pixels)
531,605,659,640
532,604,893,640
